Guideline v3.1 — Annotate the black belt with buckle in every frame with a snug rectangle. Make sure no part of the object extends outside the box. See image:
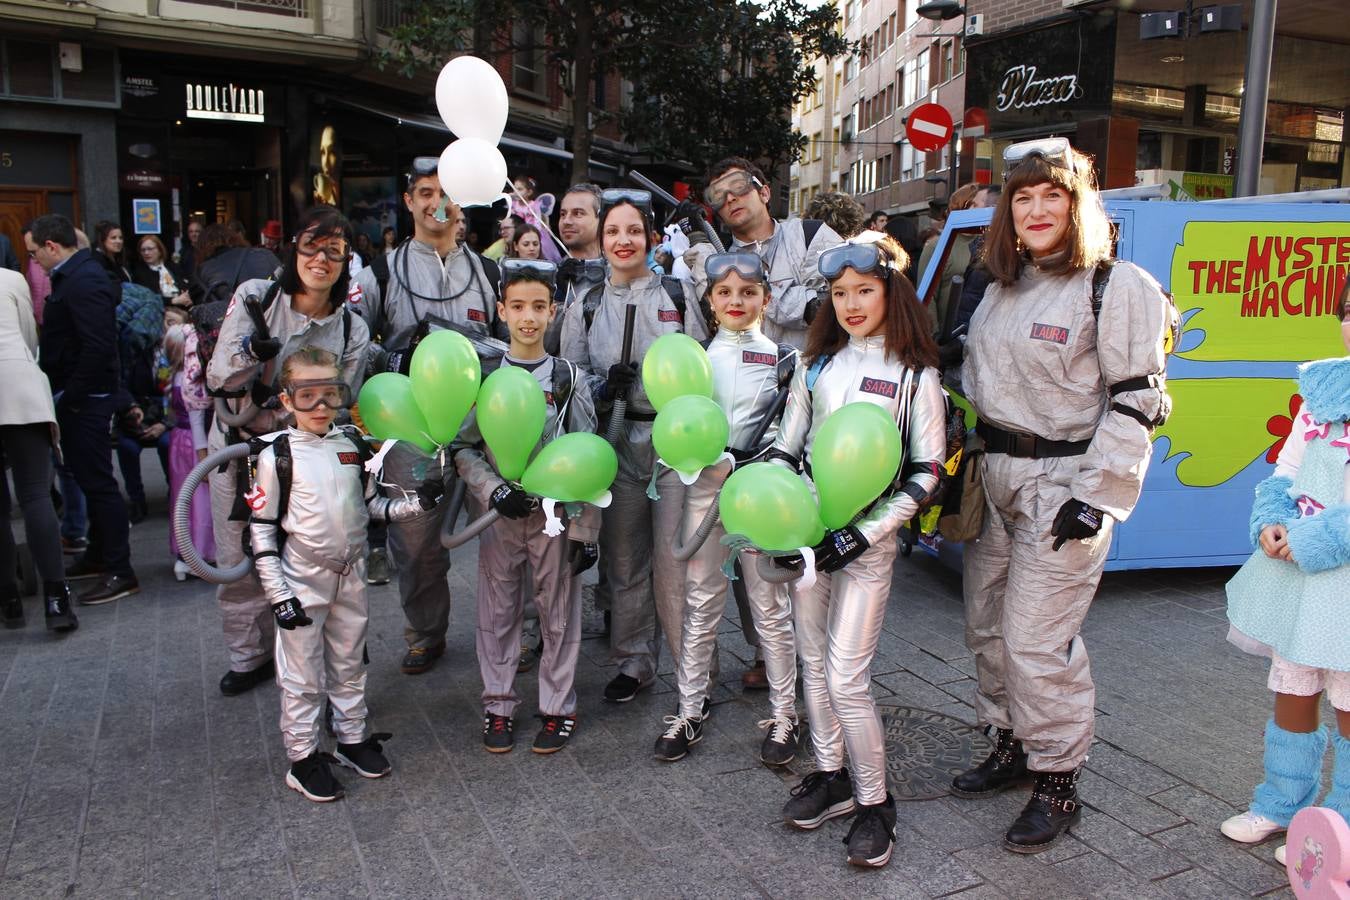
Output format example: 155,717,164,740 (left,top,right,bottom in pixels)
976,421,1091,459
